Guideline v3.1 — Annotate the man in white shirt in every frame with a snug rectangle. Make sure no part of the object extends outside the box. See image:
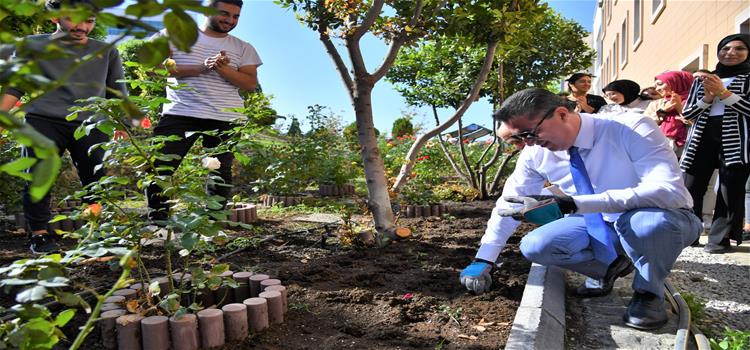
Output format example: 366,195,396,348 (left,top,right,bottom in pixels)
146,0,262,221
460,88,701,330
